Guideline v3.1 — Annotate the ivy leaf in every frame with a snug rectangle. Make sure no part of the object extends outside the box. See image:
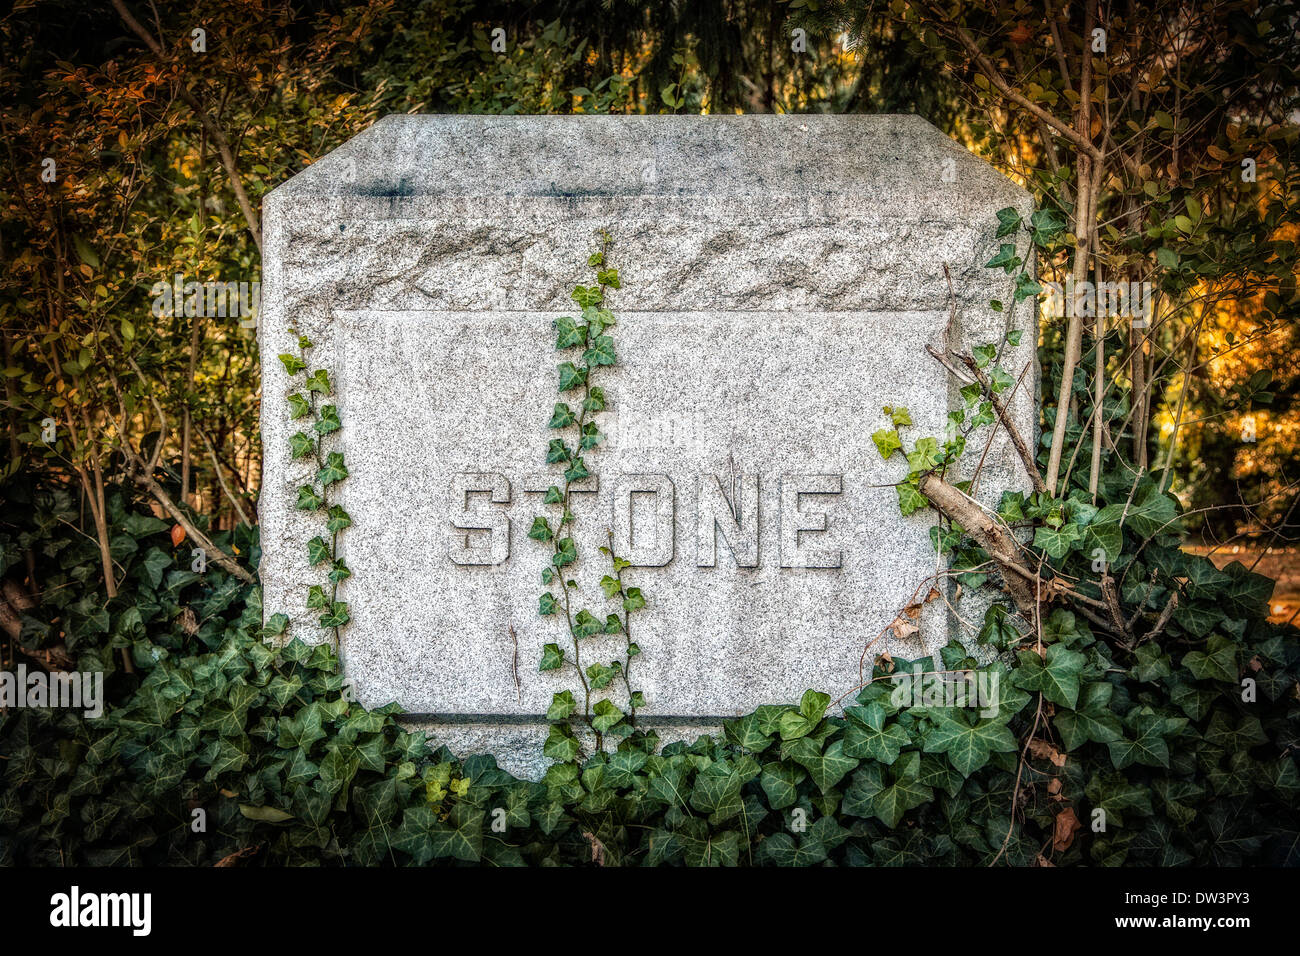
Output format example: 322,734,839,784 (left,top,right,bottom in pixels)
843,704,910,763
326,506,351,533
1107,712,1172,770
1205,710,1268,754
539,642,564,670
547,690,577,720
295,485,324,511
871,428,902,460
314,405,341,435
1181,636,1239,683
328,560,351,585
557,362,587,392
307,537,331,566
1083,521,1122,562
584,307,616,337
995,206,1022,238
868,754,934,827
977,604,1020,650
320,601,350,628
973,343,998,369
304,369,331,394
583,387,607,412
278,353,306,375
548,539,578,572
583,334,617,367
1013,644,1086,708
579,421,602,450
897,482,927,516
599,575,622,599
528,517,553,542
548,403,576,429
287,393,312,419
554,316,587,349
538,593,558,616
586,661,618,689
1126,485,1180,538
591,699,624,734
574,609,603,639
787,737,859,793
1130,643,1172,683
723,710,777,753
289,432,316,459
1033,522,1082,560
546,441,572,466
259,613,289,638
1173,601,1226,638
689,765,746,822
543,485,564,504
317,452,348,487
564,456,590,483
906,437,940,473
1055,702,1123,752
622,587,646,612
757,831,828,867
571,285,603,308
759,762,806,809
923,710,1017,777
778,689,831,740
985,243,1021,273
1013,272,1043,303
544,725,580,763
1029,208,1066,243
